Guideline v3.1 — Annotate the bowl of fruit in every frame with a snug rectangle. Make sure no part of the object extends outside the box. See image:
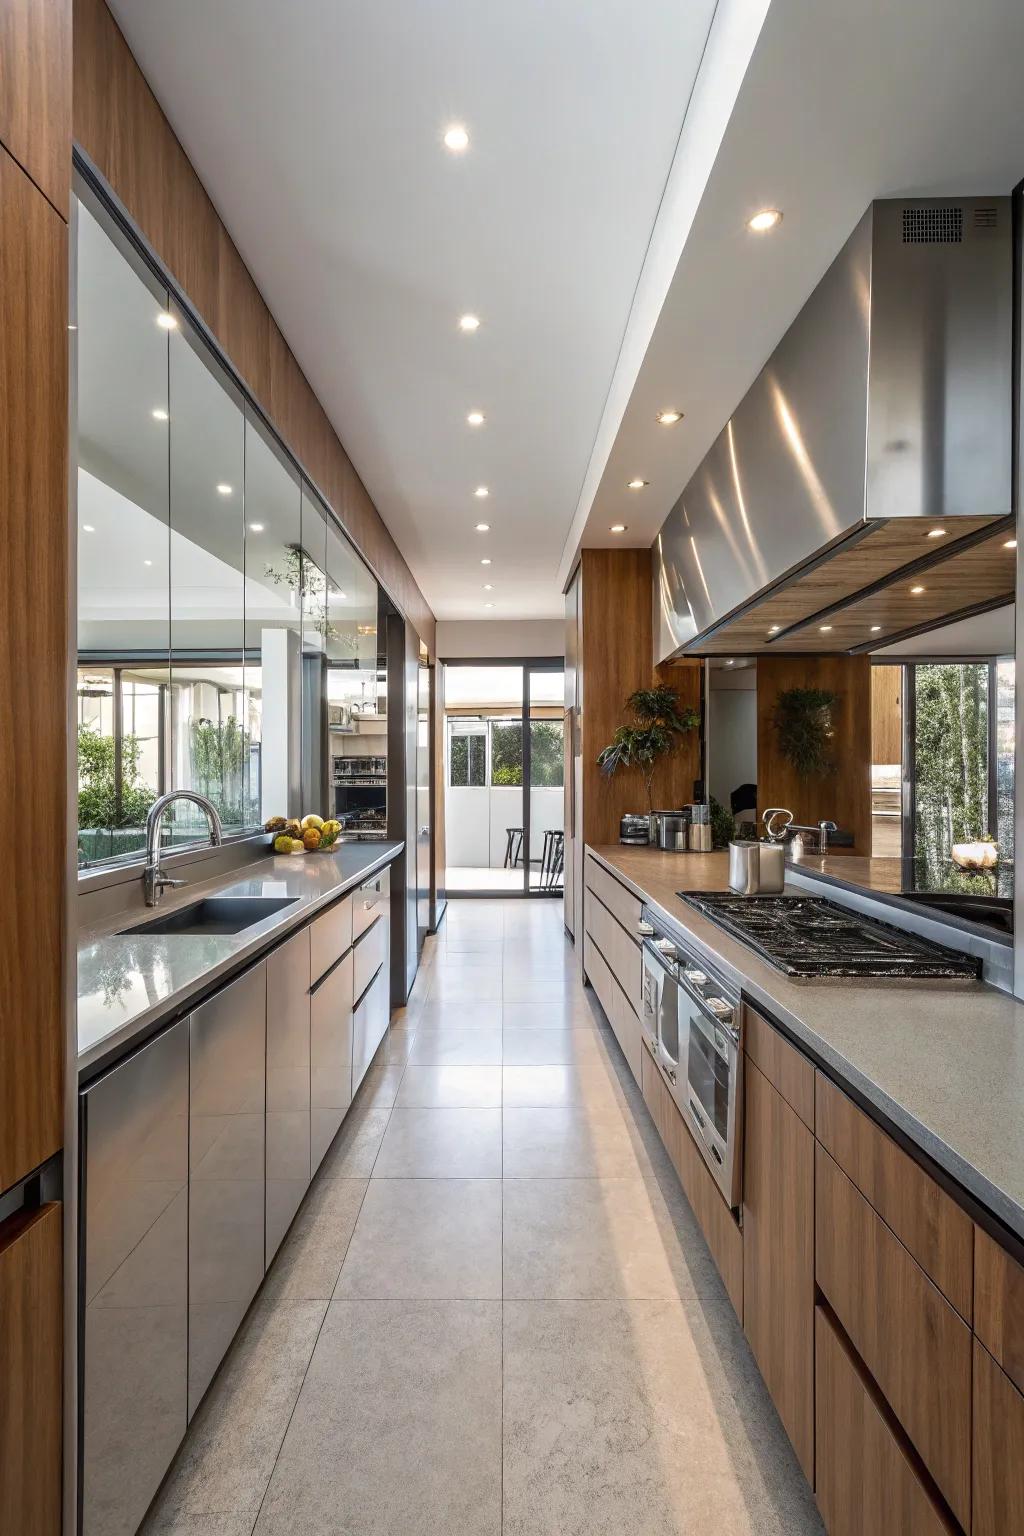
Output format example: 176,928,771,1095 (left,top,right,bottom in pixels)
264,814,343,855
